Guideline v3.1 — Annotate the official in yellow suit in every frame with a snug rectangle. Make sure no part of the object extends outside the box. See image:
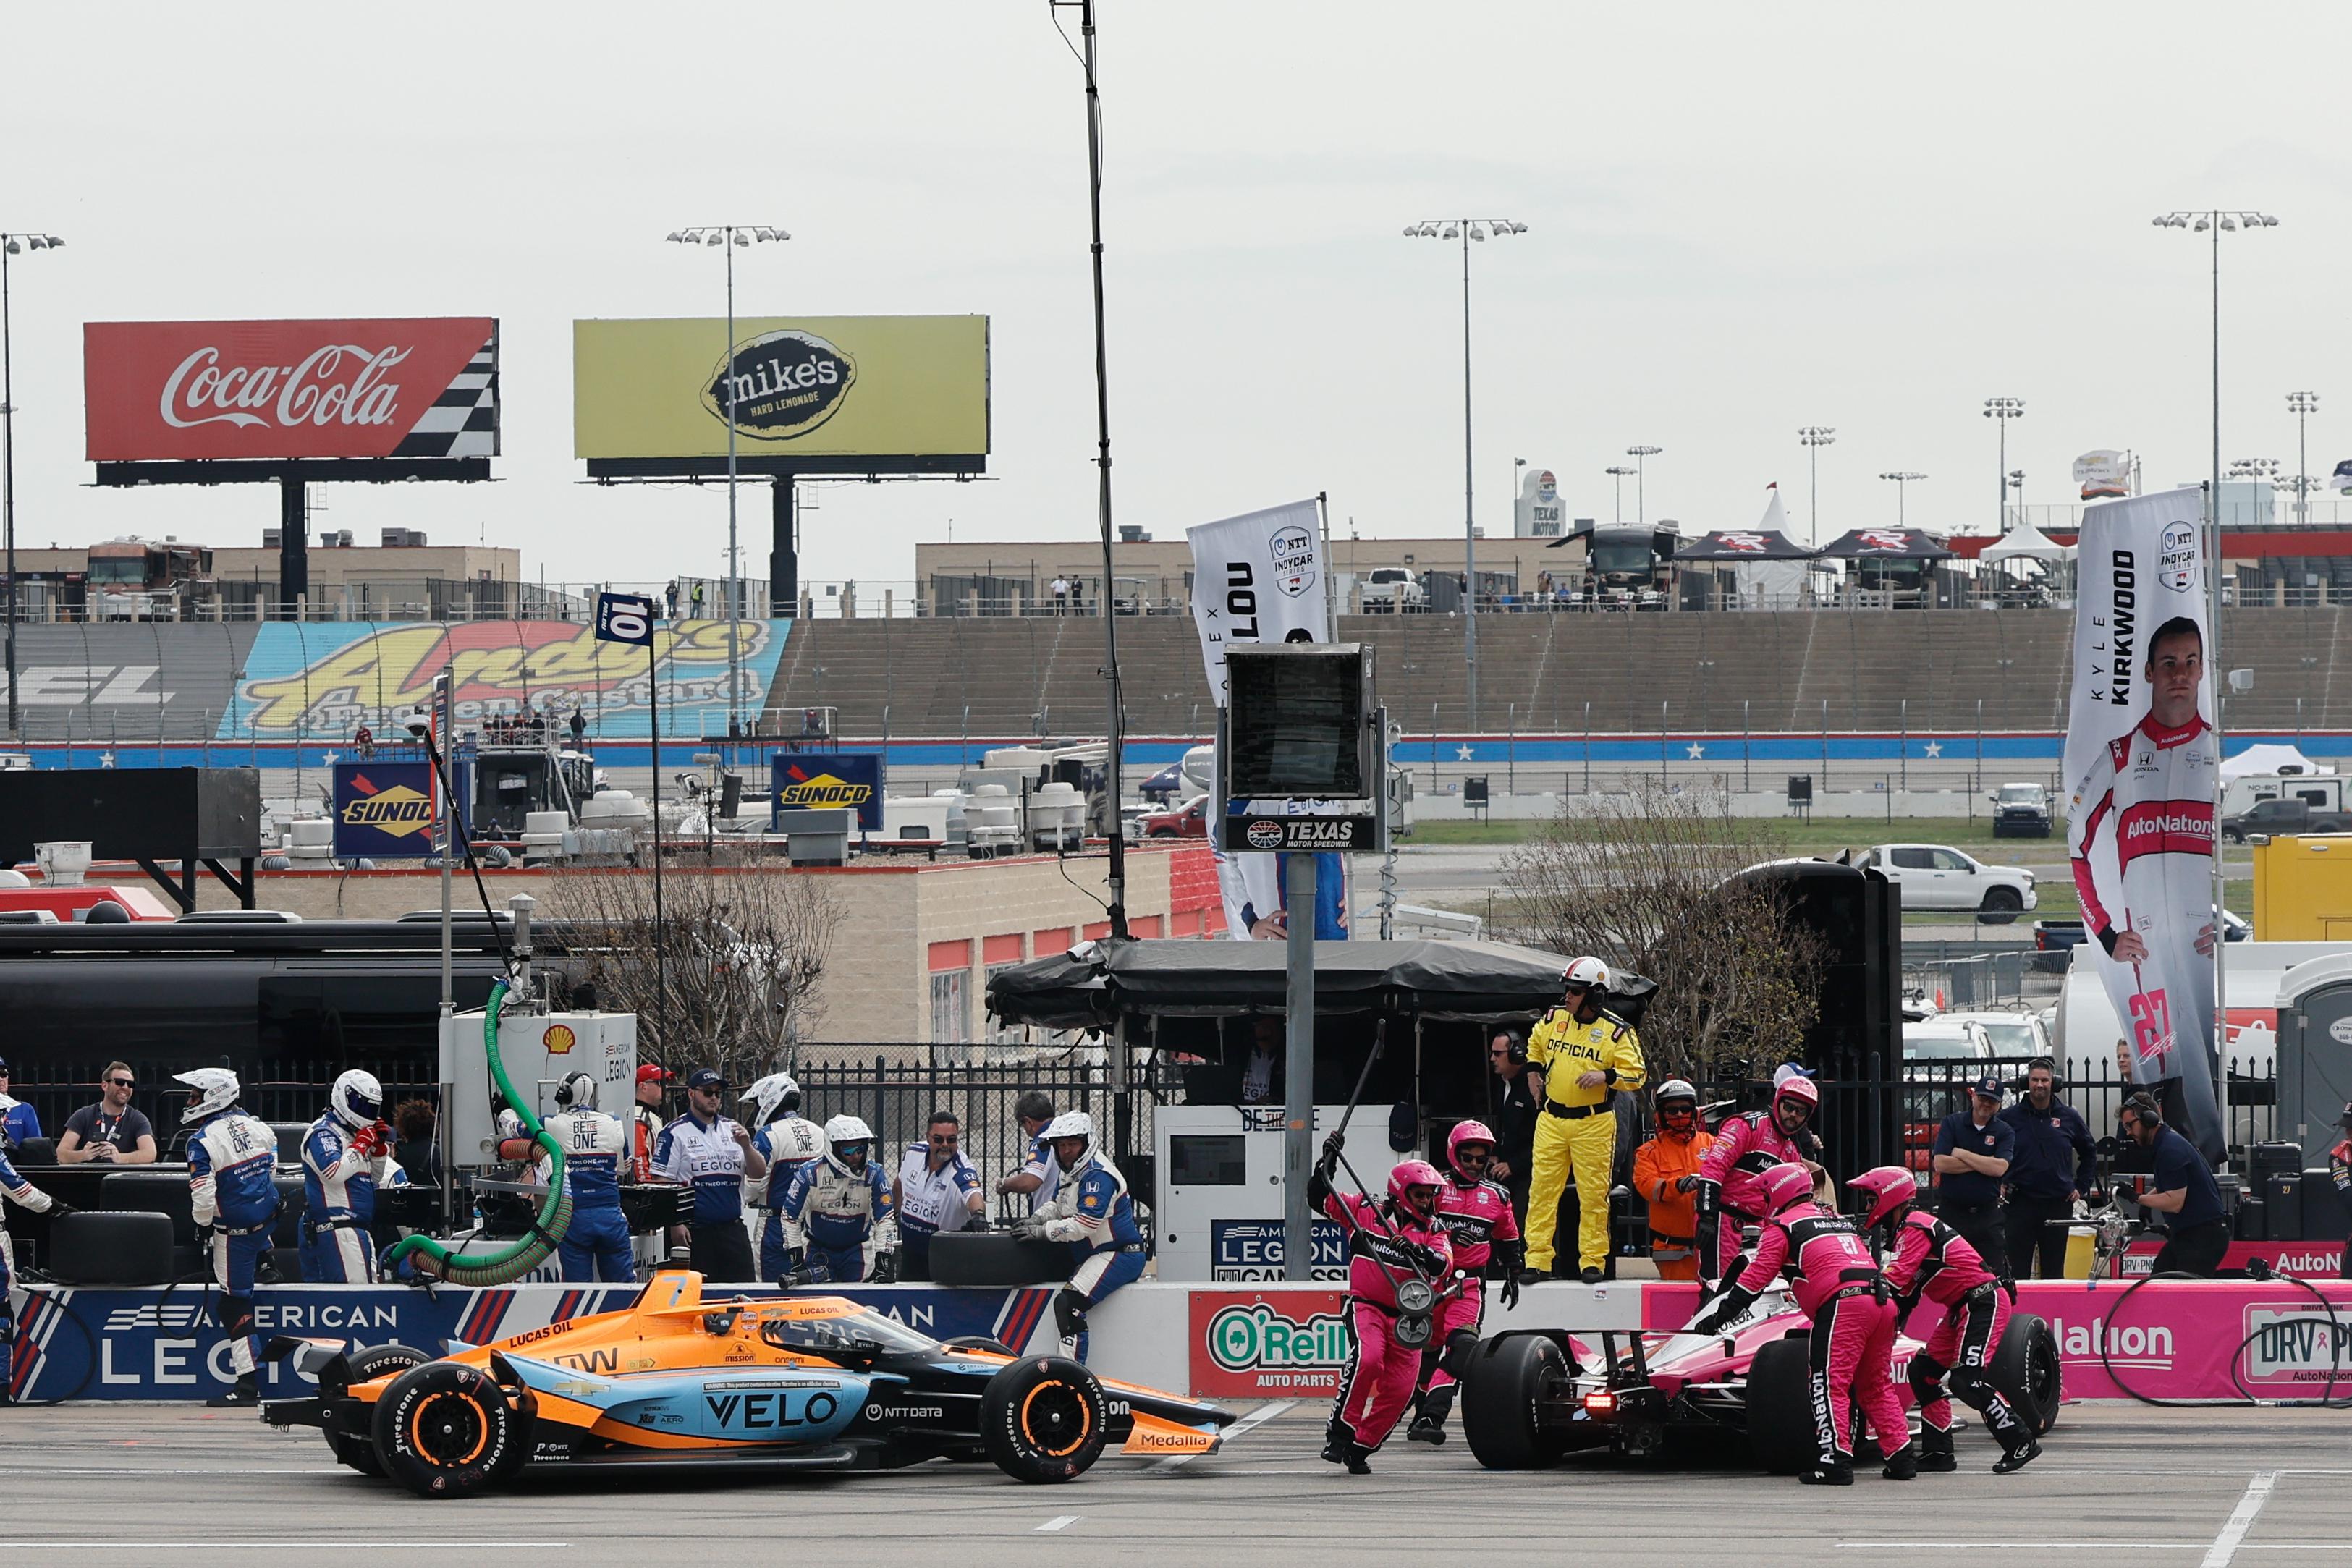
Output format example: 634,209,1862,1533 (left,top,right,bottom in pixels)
1523,957,1646,1283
